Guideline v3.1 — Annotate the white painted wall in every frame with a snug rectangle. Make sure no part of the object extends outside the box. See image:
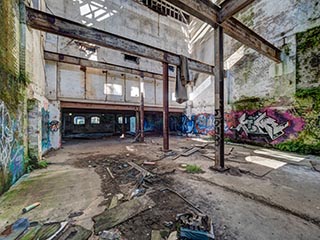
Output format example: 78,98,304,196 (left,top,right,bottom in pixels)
45,61,181,107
